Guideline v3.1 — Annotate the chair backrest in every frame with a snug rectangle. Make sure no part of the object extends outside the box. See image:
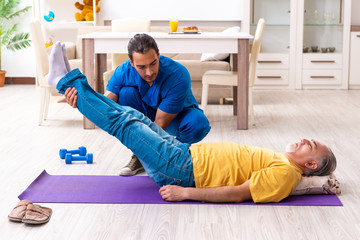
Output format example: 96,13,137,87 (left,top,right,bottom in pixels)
29,20,49,87
249,18,265,87
76,26,112,59
111,18,151,69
